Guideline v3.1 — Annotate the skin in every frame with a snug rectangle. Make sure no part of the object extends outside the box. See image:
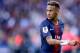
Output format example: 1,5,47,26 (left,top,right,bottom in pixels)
46,5,59,23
